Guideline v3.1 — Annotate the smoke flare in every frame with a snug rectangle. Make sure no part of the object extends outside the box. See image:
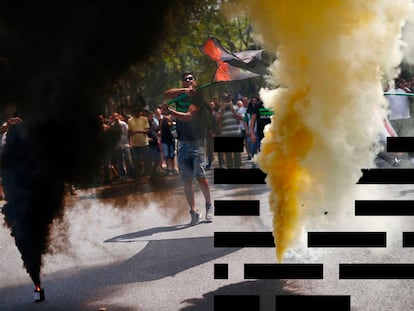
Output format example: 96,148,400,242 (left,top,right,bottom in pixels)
0,1,185,287
240,0,414,261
